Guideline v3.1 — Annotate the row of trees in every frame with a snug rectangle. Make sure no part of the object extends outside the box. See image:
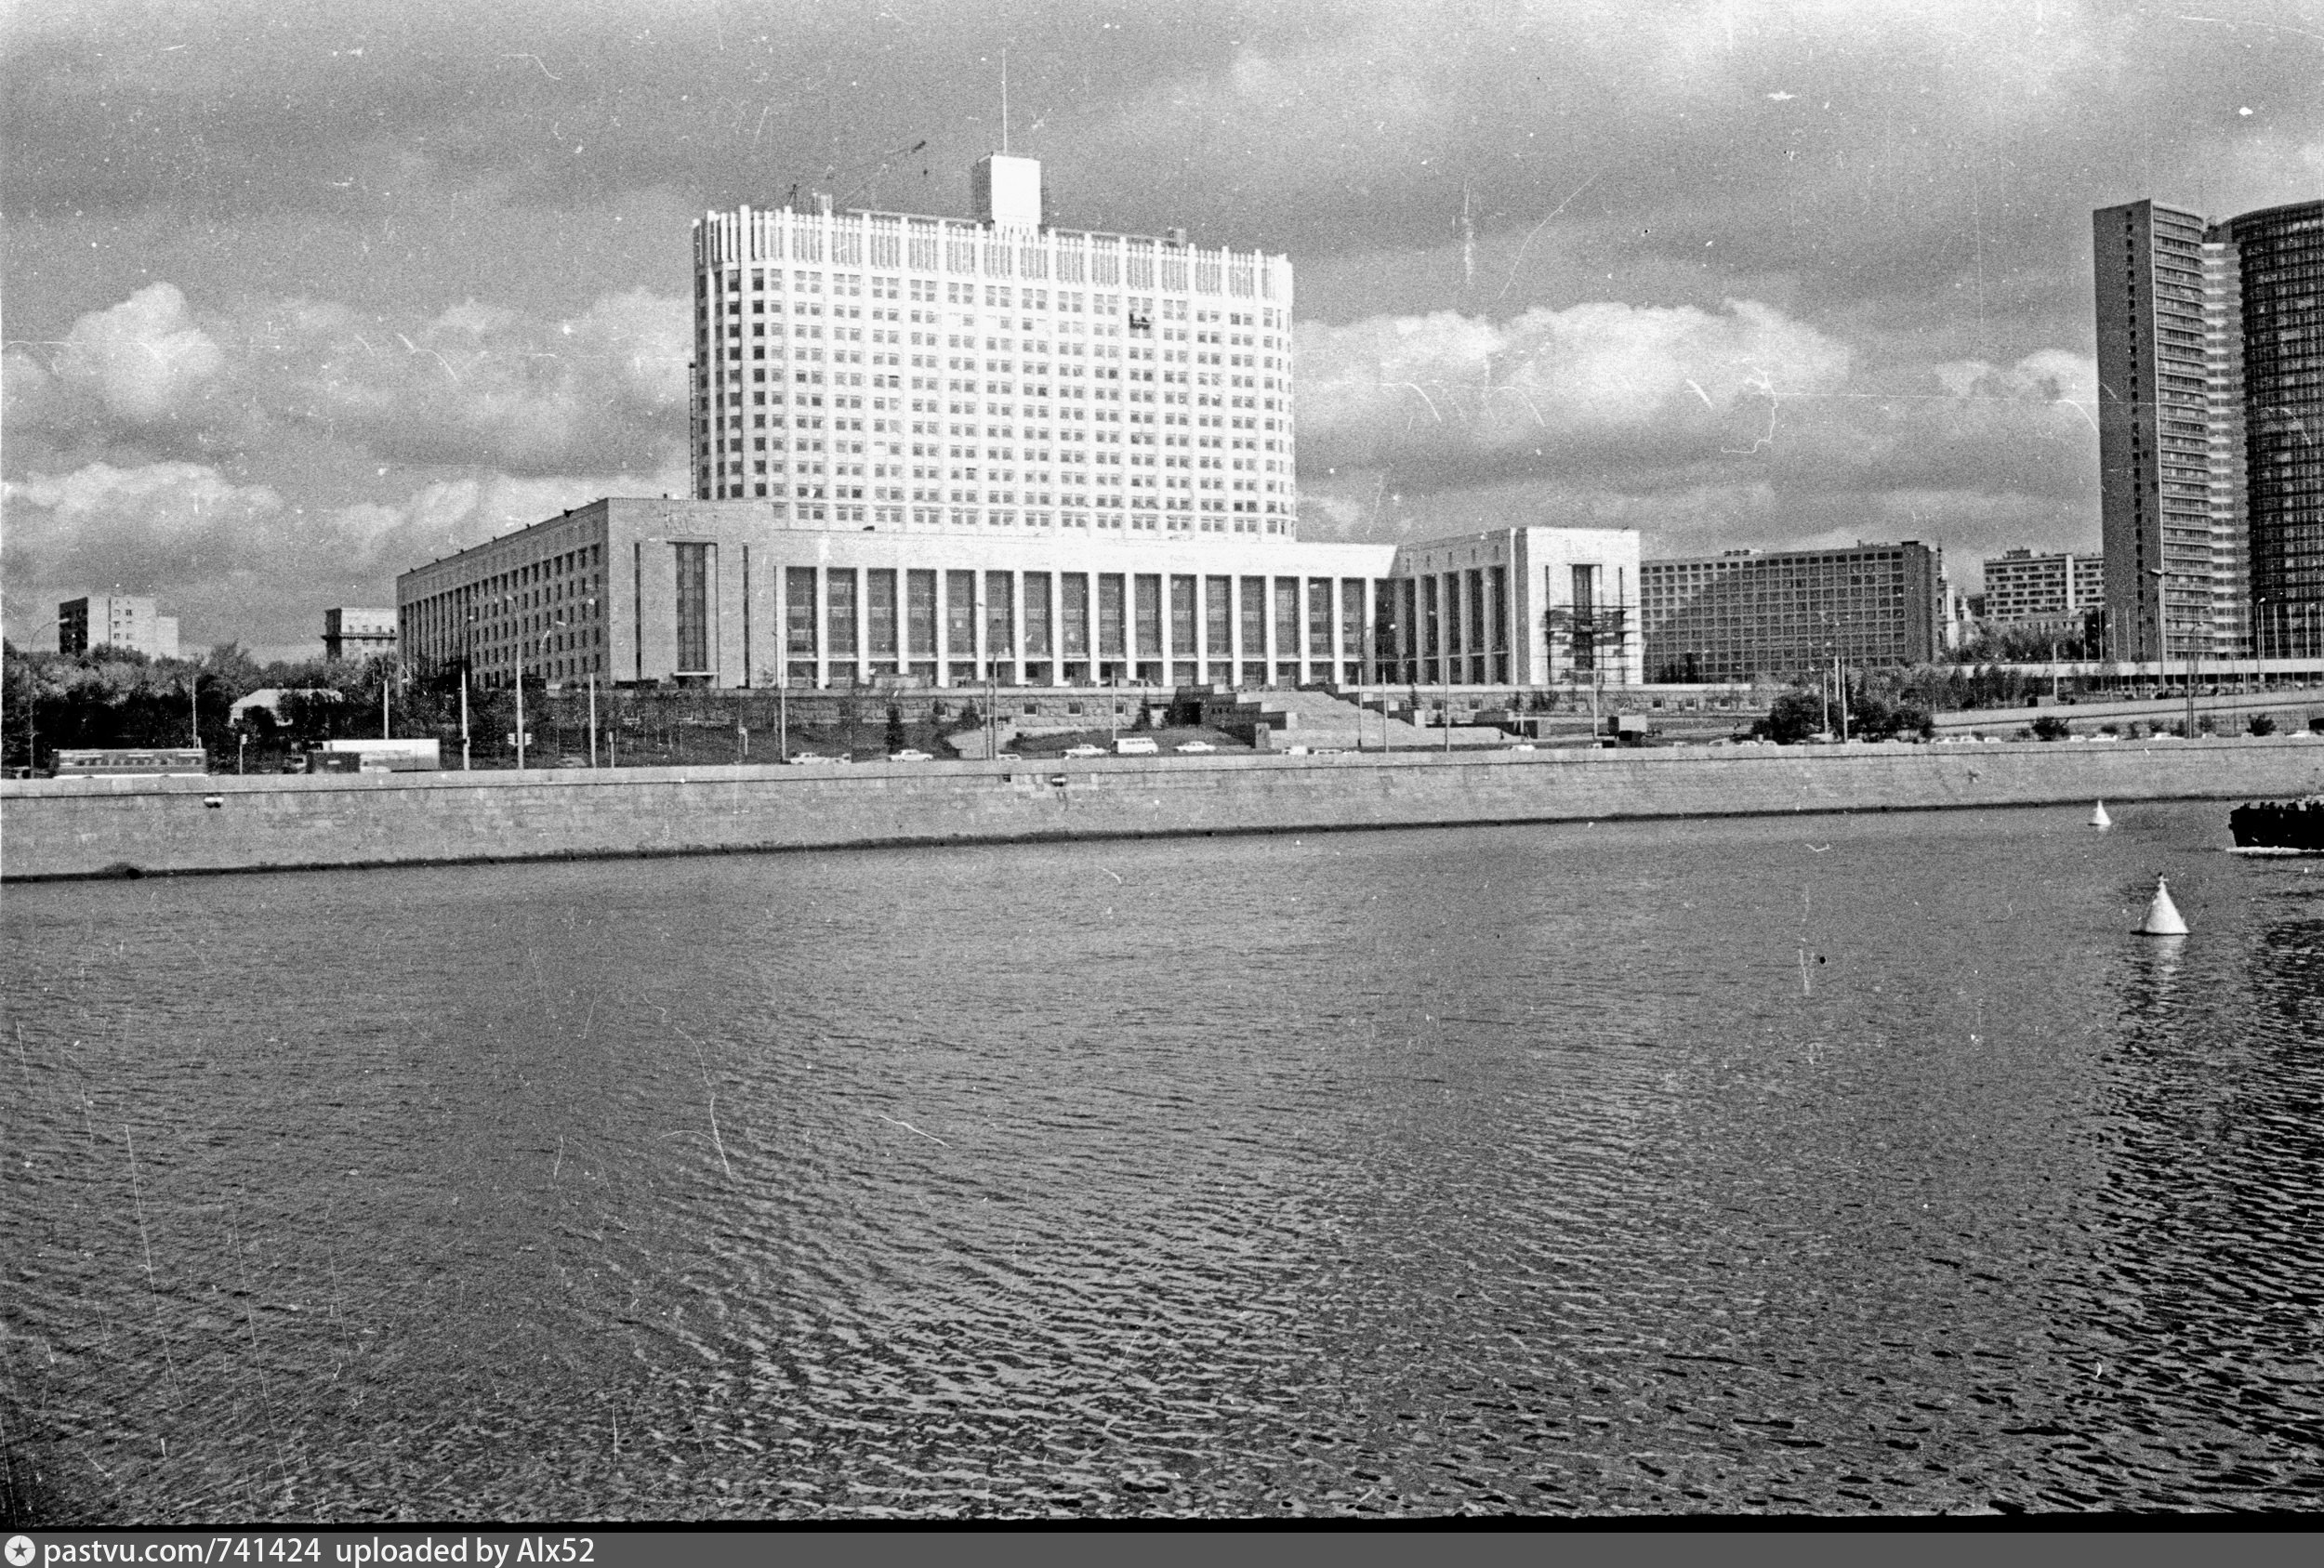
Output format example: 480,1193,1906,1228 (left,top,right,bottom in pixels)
2,641,992,772
2,641,429,772
1947,613,2107,665
1751,671,1938,744
1741,663,2318,744
1735,664,2059,735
